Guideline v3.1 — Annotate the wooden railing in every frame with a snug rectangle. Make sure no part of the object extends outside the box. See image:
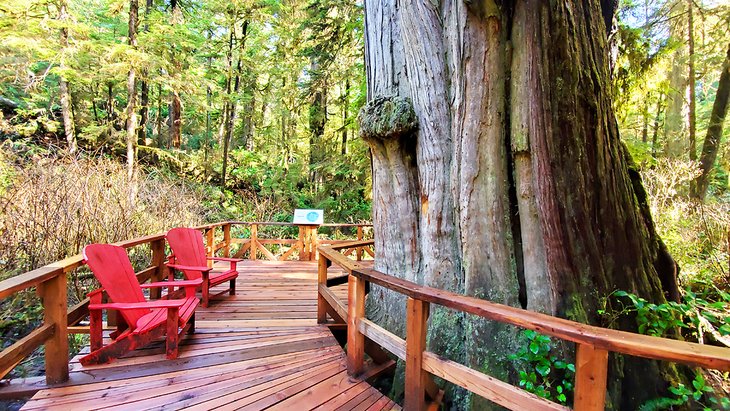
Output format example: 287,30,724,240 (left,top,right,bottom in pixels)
317,242,730,411
0,221,371,390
